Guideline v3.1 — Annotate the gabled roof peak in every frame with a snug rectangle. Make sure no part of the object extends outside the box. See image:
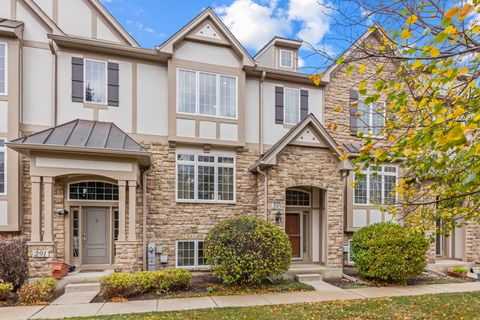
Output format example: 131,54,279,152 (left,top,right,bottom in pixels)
156,7,255,67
